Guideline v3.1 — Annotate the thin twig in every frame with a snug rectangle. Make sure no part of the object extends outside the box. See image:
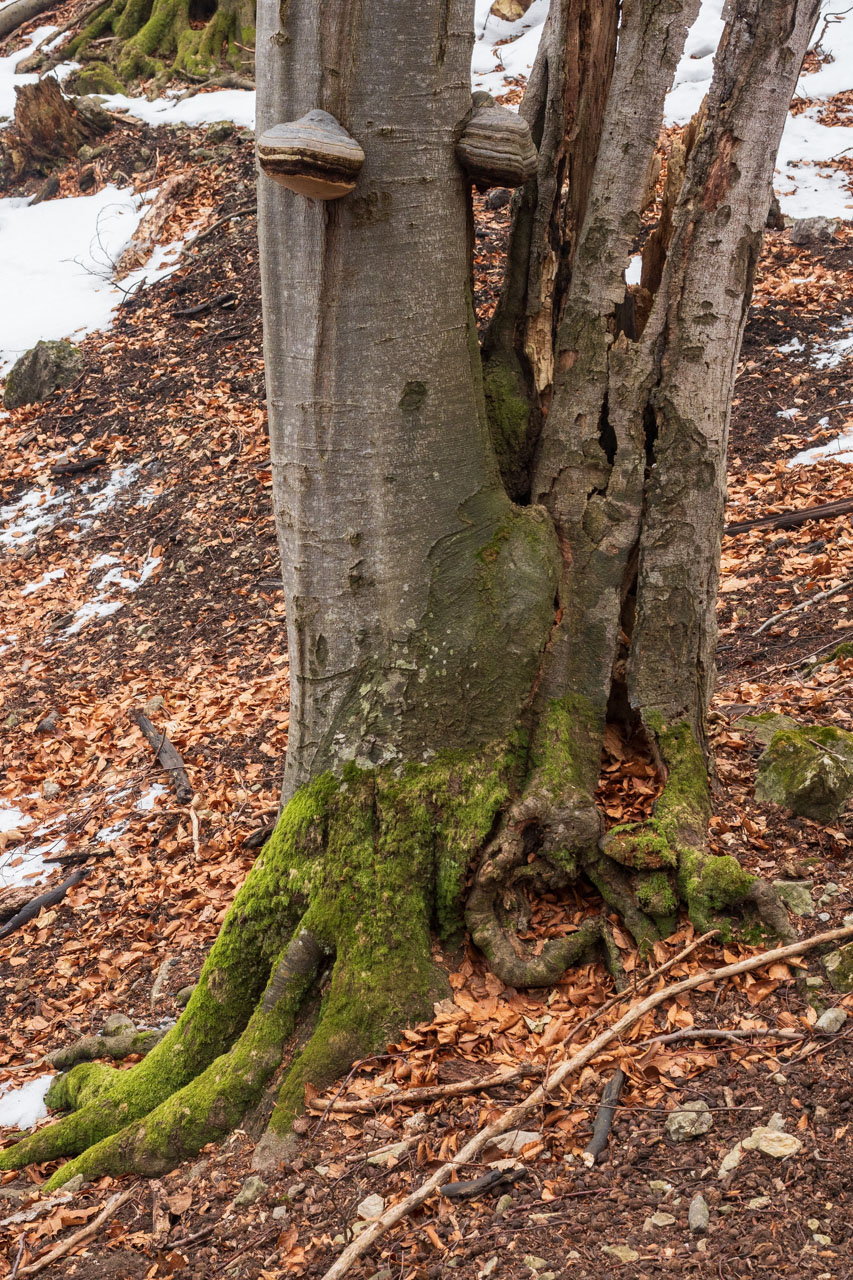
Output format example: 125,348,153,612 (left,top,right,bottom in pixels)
20,1189,133,1277
319,924,853,1280
752,578,853,636
307,1063,544,1116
